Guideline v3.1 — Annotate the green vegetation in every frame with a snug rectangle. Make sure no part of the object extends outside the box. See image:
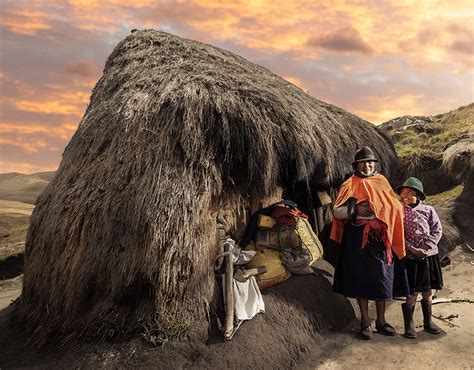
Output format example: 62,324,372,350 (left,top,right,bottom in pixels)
425,185,464,205
390,103,474,159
